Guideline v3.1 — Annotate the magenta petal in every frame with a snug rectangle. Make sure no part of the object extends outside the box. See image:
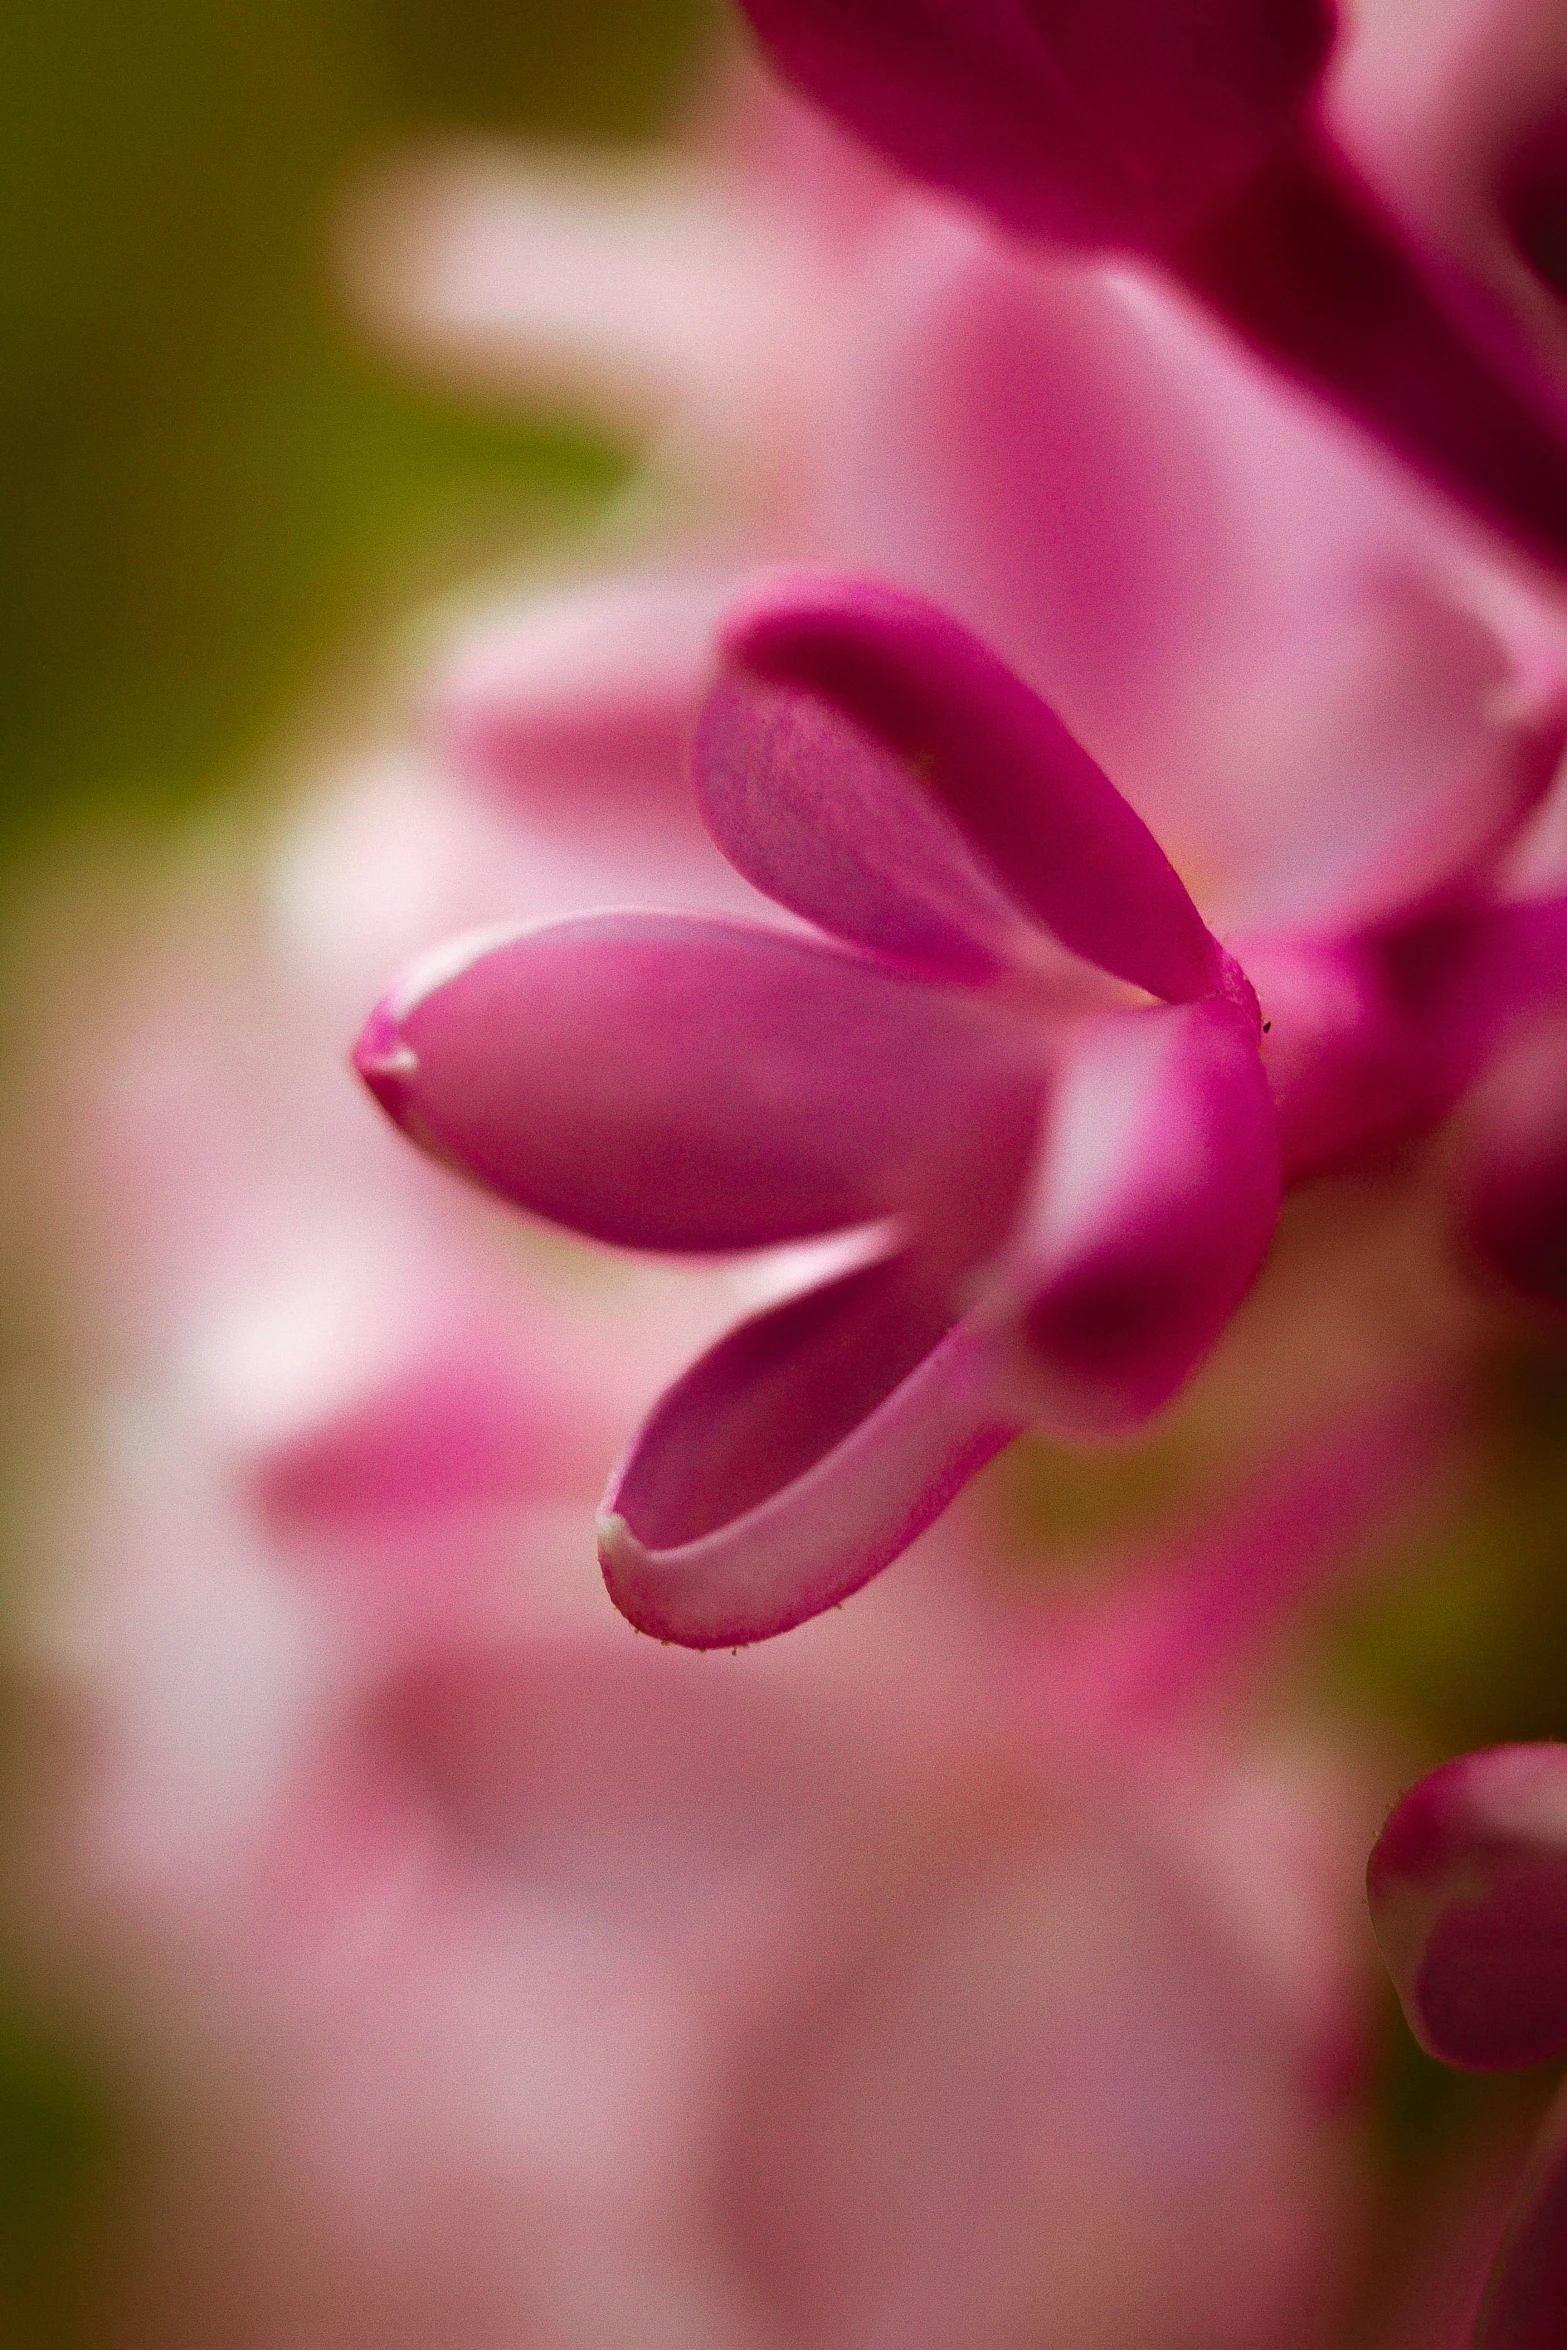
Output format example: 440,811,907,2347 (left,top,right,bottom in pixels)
1368,1744,1567,2070
1473,2079,1567,2350
1173,124,1567,577
599,1256,1020,1647
734,0,1329,250
1007,1001,1280,1434
706,573,1226,1005
355,914,1045,1253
